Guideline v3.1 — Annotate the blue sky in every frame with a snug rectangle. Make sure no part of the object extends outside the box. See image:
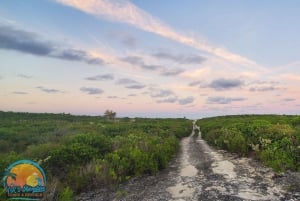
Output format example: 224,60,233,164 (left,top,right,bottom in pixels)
0,0,299,118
